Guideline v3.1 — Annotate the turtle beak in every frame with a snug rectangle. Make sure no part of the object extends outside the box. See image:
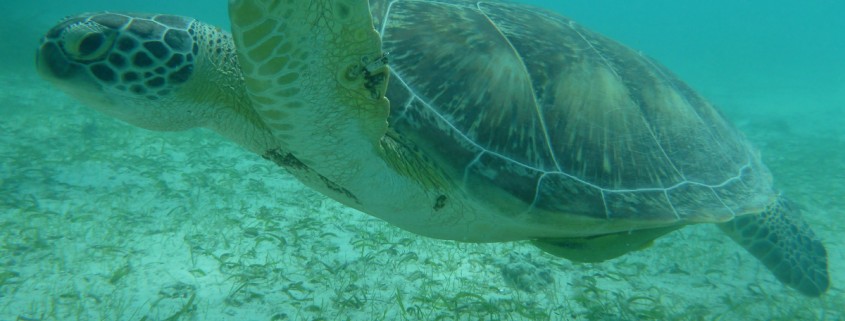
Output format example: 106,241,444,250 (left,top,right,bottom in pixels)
36,40,79,80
